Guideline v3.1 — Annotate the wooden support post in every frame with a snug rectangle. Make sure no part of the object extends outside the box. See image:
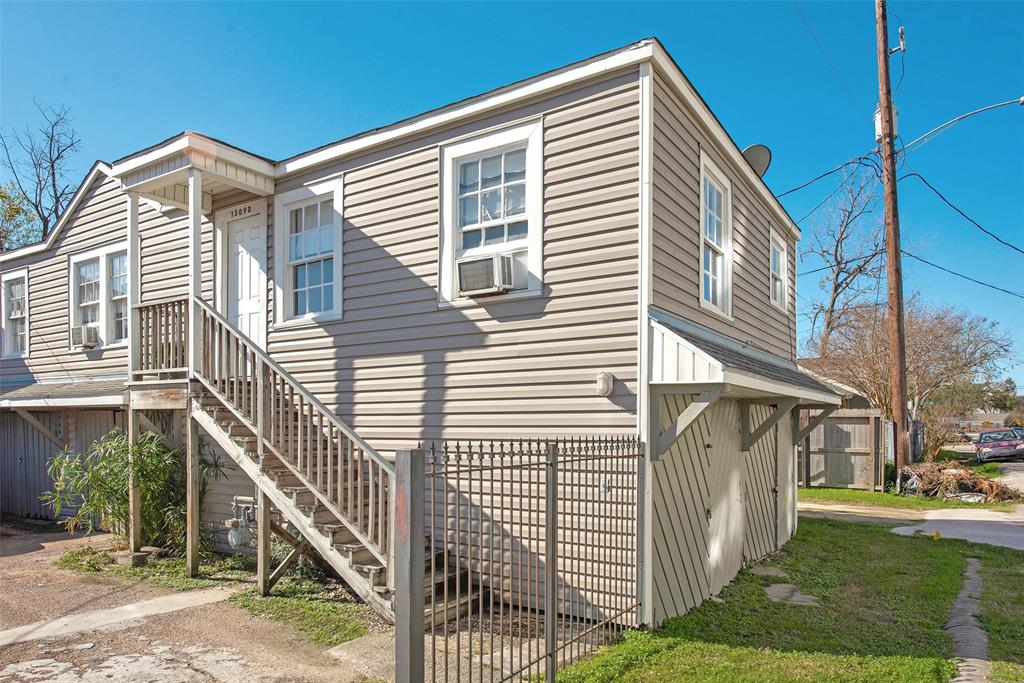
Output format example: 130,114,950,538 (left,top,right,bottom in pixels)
126,192,140,377
257,489,271,596
185,411,201,577
126,408,142,554
394,449,424,683
187,170,202,378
